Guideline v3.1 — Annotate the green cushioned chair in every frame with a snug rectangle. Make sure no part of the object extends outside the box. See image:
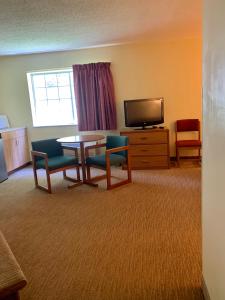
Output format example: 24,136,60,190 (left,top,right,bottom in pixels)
31,139,81,193
85,136,132,190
